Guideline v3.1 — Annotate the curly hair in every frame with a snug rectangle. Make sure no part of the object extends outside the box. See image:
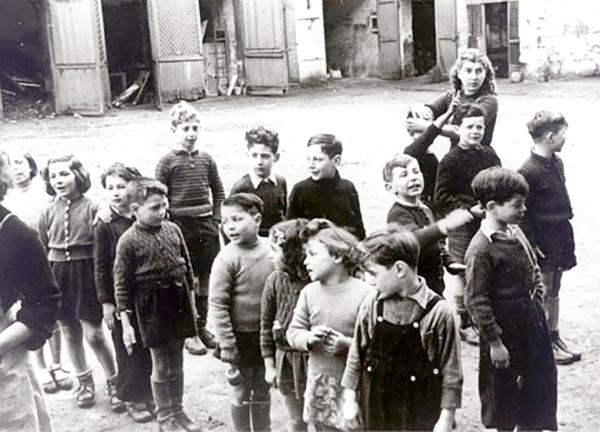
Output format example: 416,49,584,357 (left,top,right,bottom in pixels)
169,101,200,129
100,162,142,189
269,219,310,282
301,218,359,274
450,48,497,95
246,126,280,154
40,155,91,196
